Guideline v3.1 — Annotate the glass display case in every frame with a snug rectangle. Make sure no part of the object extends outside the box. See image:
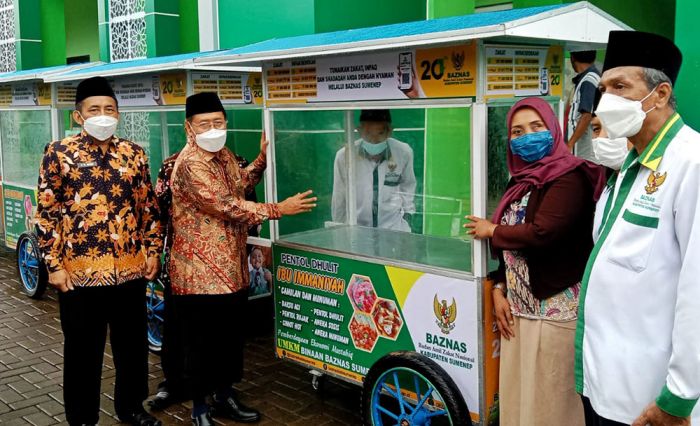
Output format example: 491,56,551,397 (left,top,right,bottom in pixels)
273,105,473,273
